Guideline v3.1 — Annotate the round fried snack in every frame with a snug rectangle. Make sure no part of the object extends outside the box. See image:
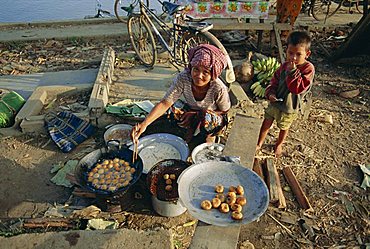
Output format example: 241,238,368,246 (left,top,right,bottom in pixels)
230,203,242,212
215,193,226,203
165,185,173,192
236,196,247,206
227,191,237,199
226,195,236,205
211,198,222,208
215,184,224,193
236,185,244,195
219,203,230,213
229,185,237,193
163,174,170,180
201,200,212,210
231,211,243,220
